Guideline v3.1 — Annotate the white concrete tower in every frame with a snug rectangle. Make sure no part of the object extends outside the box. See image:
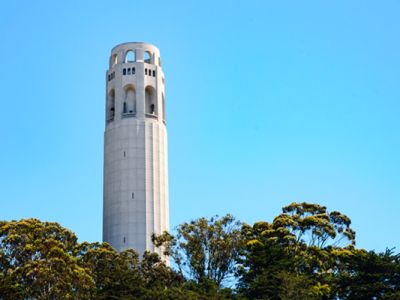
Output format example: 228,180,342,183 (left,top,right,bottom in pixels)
103,42,168,255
